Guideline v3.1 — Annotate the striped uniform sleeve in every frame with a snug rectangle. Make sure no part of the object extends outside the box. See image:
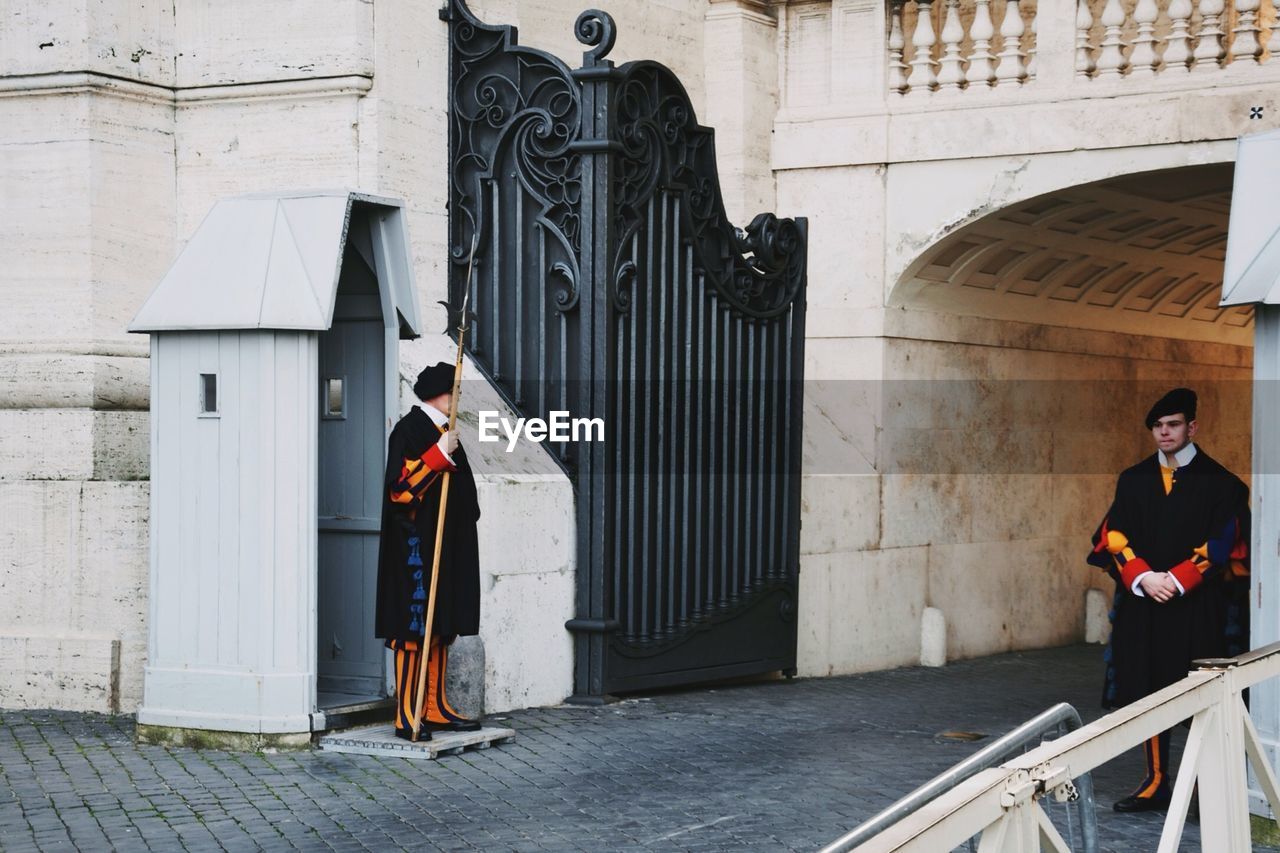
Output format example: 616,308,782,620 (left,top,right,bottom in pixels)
1090,518,1153,593
1167,516,1246,594
389,442,456,506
